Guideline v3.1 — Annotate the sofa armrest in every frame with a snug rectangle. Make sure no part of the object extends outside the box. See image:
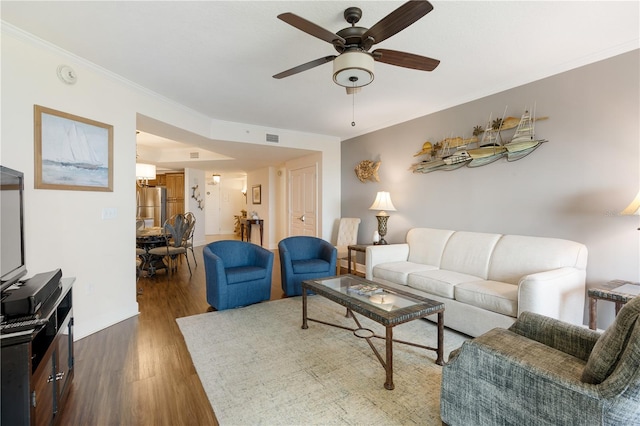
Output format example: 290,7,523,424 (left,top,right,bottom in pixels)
509,311,600,361
365,243,410,280
319,240,338,267
203,248,228,285
517,267,586,325
278,241,294,275
255,247,274,273
203,247,229,306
